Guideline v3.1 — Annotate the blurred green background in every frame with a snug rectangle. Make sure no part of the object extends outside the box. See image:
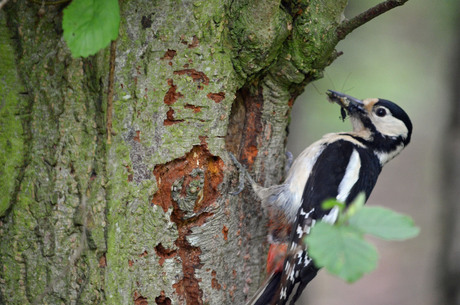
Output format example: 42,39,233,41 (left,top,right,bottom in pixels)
288,0,456,304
